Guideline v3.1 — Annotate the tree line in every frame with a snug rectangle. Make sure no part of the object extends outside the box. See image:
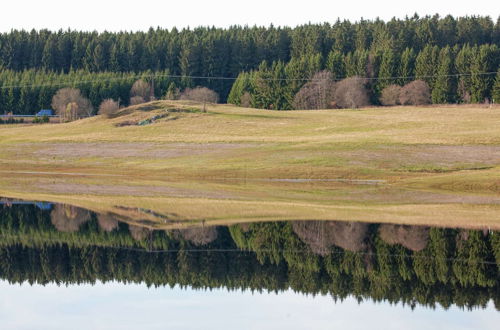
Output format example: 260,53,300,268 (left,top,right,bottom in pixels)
0,203,498,310
227,44,500,109
0,15,500,114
